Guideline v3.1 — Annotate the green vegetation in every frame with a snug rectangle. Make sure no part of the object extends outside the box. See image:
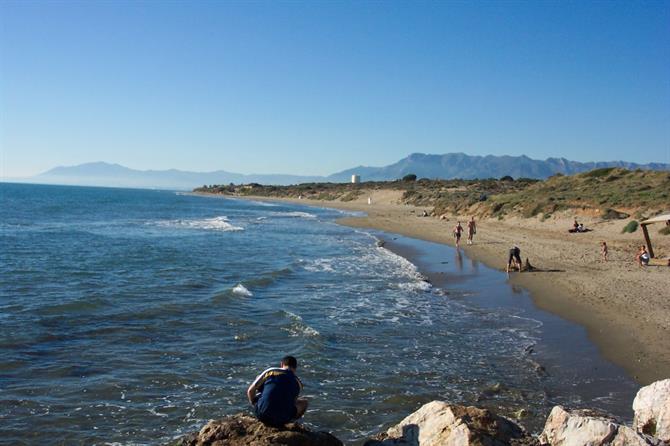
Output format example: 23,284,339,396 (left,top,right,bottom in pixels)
622,221,639,233
194,168,670,219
